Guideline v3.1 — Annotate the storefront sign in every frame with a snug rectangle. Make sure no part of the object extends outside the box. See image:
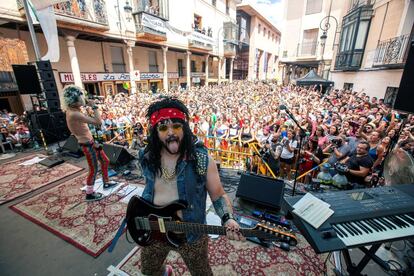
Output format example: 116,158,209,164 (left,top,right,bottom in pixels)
192,77,201,83
60,73,130,83
142,13,167,34
60,72,179,83
191,72,205,77
189,31,215,45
